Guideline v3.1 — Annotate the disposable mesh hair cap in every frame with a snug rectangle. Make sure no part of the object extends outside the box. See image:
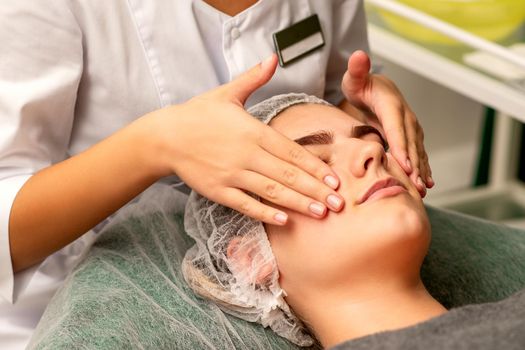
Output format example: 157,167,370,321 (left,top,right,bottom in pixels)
182,93,331,346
